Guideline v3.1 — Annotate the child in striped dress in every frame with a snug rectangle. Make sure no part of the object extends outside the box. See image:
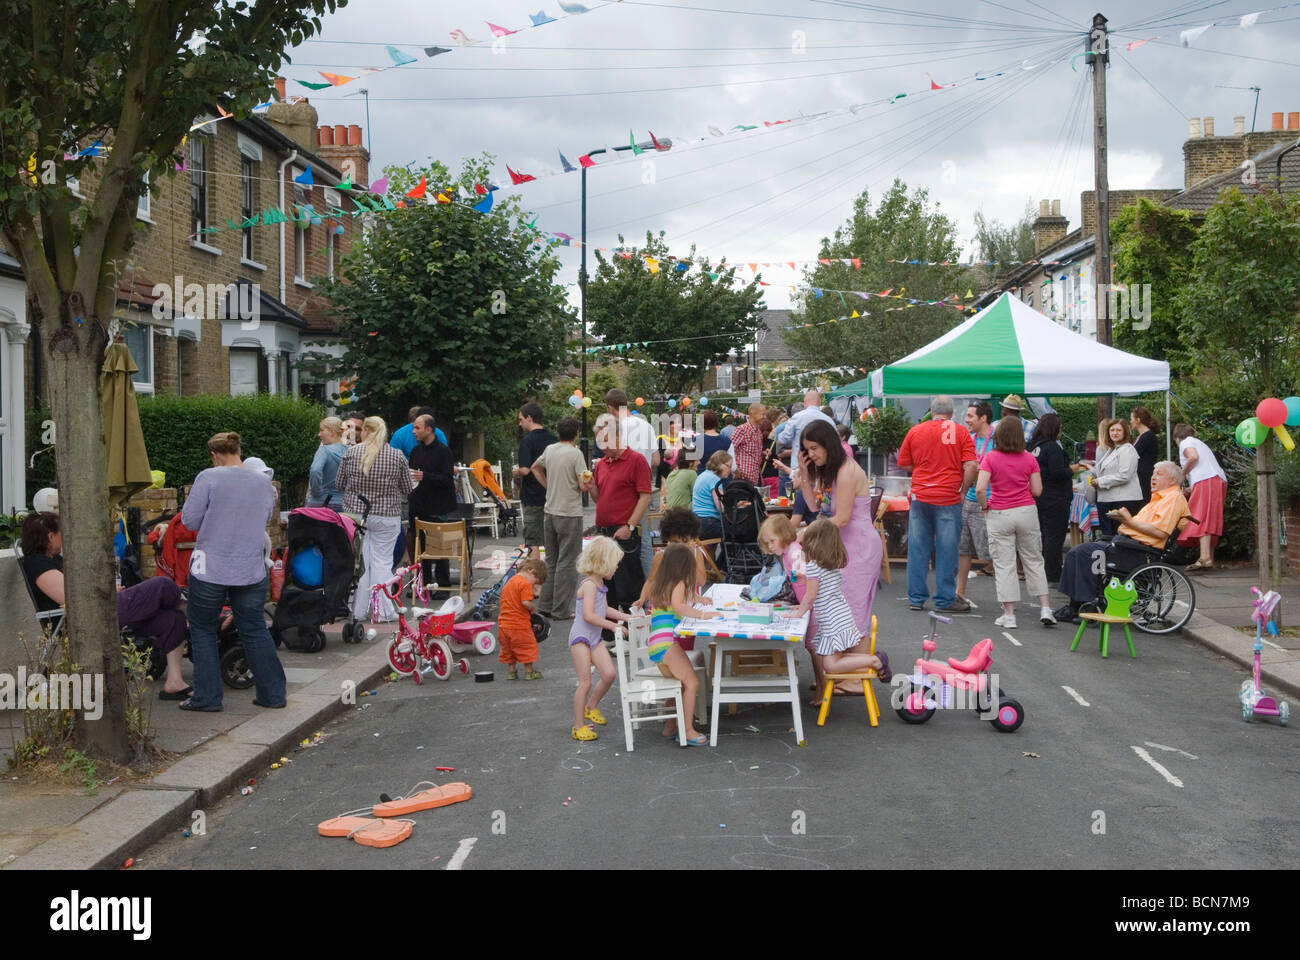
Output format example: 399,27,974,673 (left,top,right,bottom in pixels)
793,520,891,700
644,543,721,746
